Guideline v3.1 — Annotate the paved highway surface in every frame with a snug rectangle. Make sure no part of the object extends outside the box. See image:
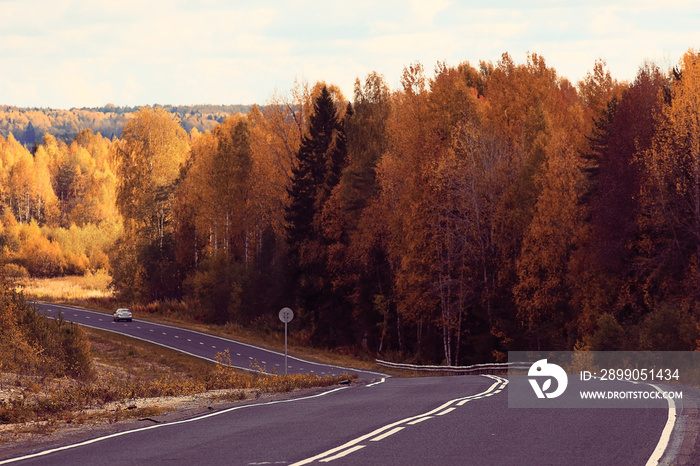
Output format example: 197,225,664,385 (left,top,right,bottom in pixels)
0,302,681,465
1,374,670,465
32,302,385,381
